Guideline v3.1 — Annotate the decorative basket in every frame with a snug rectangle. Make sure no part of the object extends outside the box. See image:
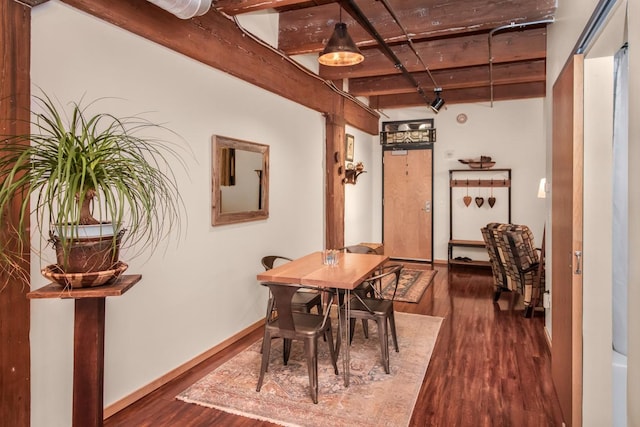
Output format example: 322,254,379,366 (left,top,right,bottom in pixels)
41,261,128,288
